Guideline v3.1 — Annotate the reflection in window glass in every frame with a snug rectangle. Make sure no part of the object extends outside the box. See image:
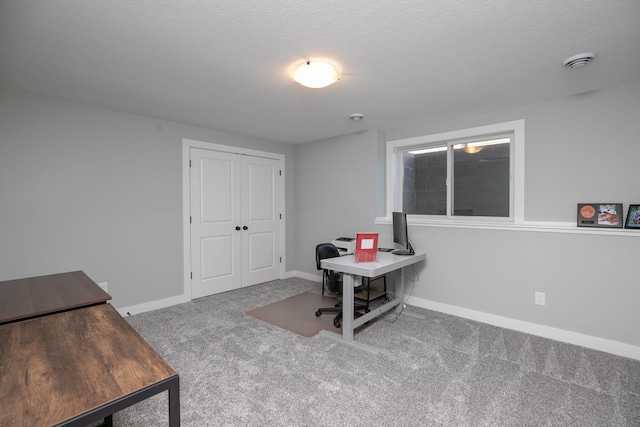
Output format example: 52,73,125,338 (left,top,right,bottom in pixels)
453,140,510,217
400,135,511,217
402,147,446,215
